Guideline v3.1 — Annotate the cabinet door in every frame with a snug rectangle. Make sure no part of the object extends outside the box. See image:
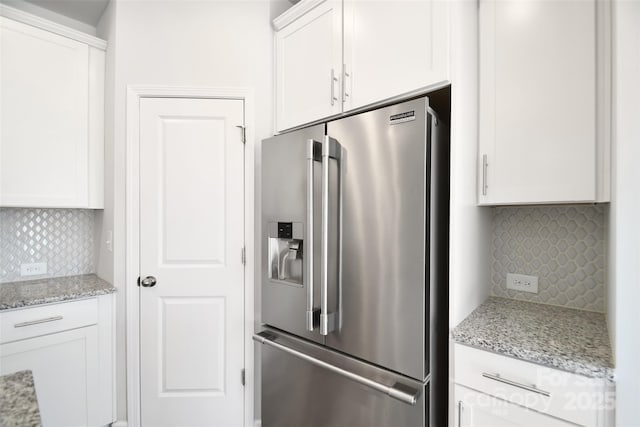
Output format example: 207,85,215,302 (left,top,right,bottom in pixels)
275,0,342,131
478,0,597,205
0,17,89,207
455,385,578,427
343,0,449,111
0,327,100,427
